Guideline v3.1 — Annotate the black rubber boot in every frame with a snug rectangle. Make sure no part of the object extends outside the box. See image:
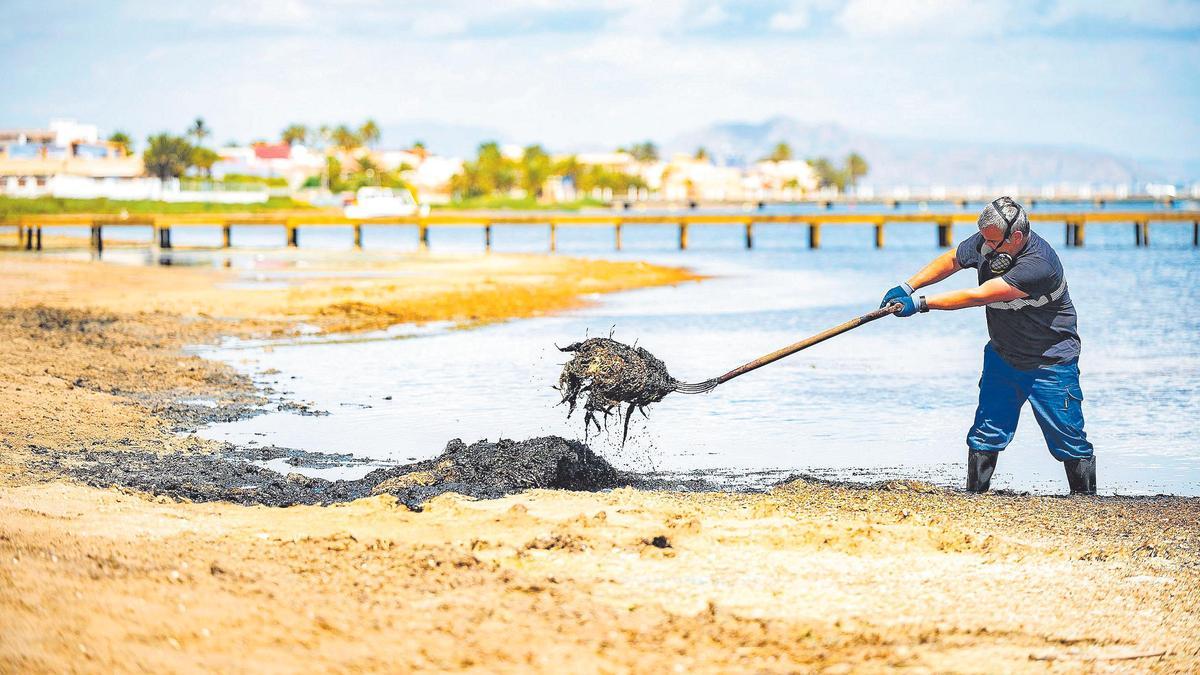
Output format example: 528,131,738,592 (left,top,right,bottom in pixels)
1064,456,1096,495
967,450,998,493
